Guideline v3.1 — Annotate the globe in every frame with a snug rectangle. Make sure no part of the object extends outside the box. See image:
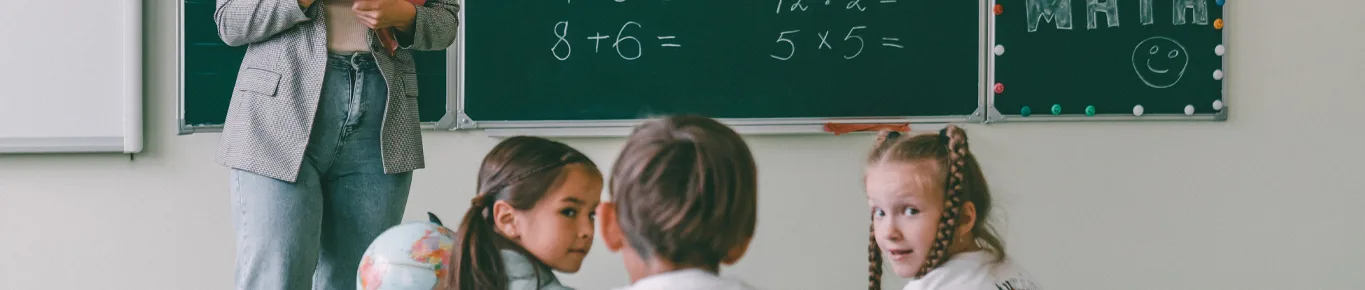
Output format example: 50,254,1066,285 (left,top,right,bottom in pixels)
357,216,458,290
